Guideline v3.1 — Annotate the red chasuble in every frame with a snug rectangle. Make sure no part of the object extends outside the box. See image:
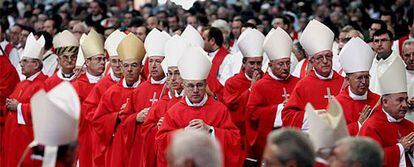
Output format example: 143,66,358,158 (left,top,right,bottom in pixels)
44,72,77,91
121,80,165,167
282,71,344,128
83,74,118,166
92,81,138,167
207,47,228,102
246,74,299,160
140,93,181,167
3,72,47,167
223,71,255,157
359,107,414,167
156,97,242,167
72,73,100,167
335,87,380,136
0,55,19,166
